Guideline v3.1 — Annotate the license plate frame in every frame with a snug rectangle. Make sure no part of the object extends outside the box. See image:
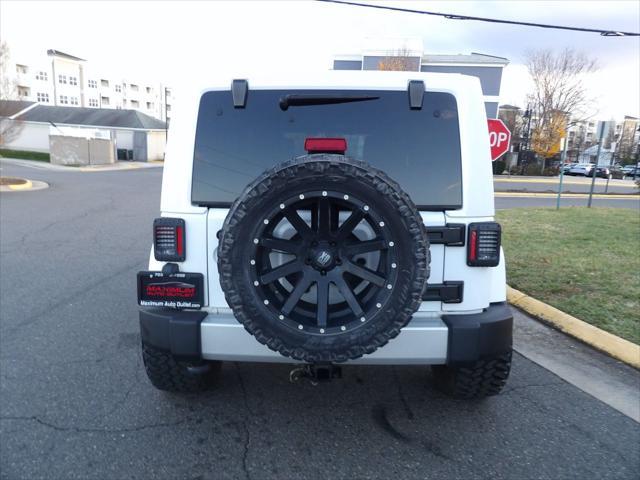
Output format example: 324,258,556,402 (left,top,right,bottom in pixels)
137,271,204,309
